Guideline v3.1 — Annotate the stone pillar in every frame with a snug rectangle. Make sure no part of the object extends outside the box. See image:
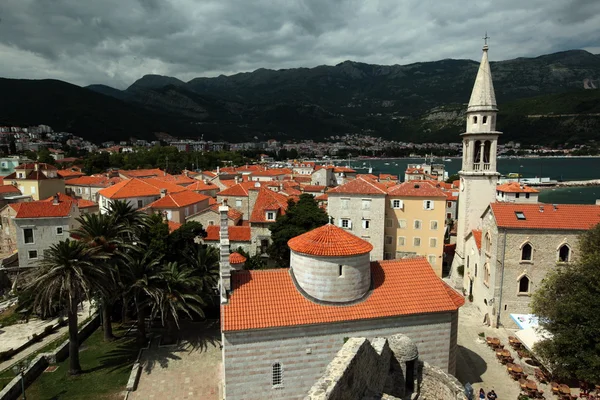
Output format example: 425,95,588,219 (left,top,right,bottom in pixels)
219,200,231,303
